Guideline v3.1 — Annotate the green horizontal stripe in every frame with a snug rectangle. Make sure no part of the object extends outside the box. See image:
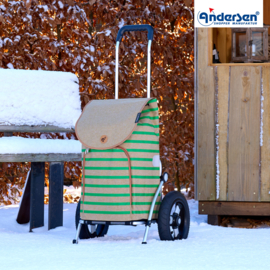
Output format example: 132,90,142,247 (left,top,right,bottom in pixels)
82,193,160,197
132,193,155,196
132,175,160,179
81,210,130,214
84,175,159,179
147,99,157,104
124,140,159,144
132,167,159,170
85,175,129,179
132,210,159,214
132,202,161,205
132,131,159,136
83,184,129,188
131,158,152,161
81,201,160,206
82,193,130,197
141,107,158,114
139,116,159,120
132,184,159,188
137,123,159,128
128,149,159,153
83,157,153,162
82,201,130,206
85,167,129,170
84,166,159,170
84,158,128,161
82,149,159,153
